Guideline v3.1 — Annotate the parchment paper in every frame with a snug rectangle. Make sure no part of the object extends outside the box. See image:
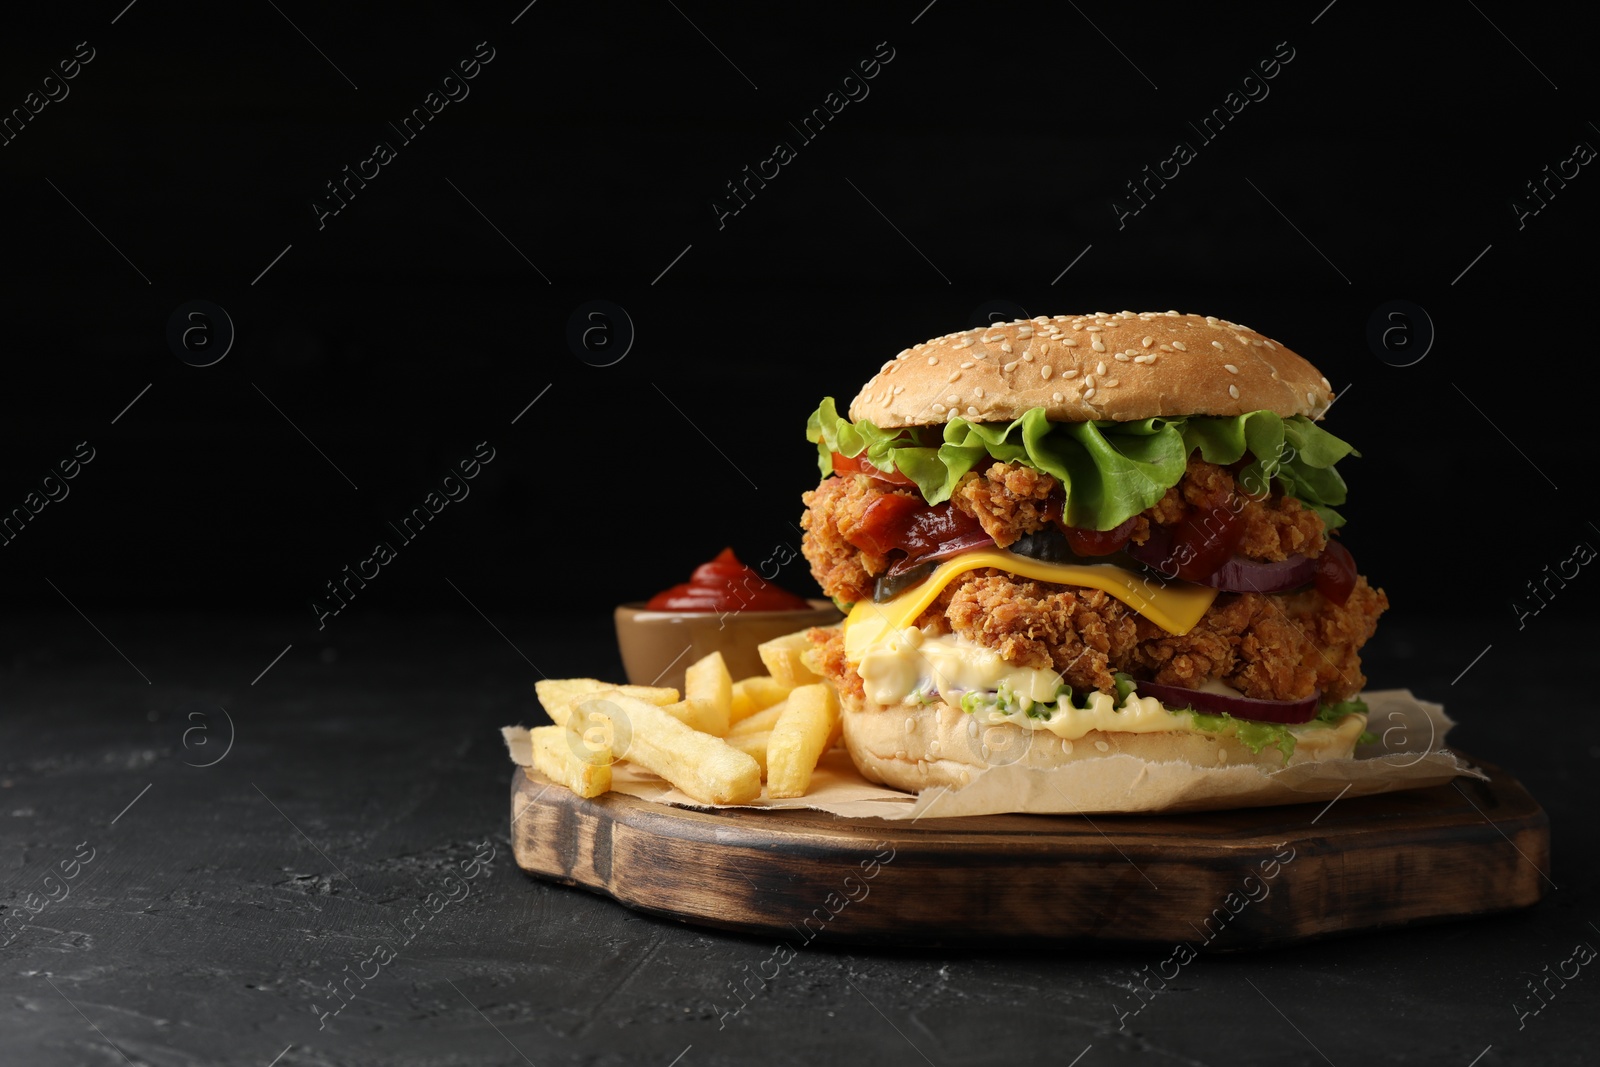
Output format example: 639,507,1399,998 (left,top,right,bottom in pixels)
501,688,1482,818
